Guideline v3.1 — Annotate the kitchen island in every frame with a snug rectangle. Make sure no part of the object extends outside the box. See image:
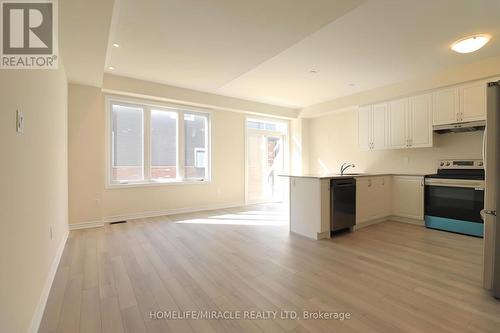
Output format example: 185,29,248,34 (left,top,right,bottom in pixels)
281,173,426,240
